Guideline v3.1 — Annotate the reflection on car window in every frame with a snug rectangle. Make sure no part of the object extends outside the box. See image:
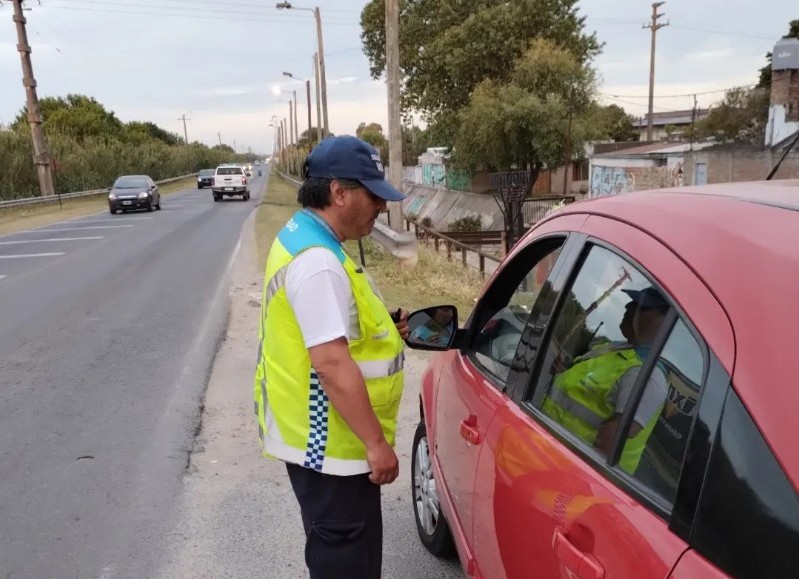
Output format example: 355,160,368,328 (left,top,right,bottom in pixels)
632,319,704,504
472,243,562,385
534,245,671,473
